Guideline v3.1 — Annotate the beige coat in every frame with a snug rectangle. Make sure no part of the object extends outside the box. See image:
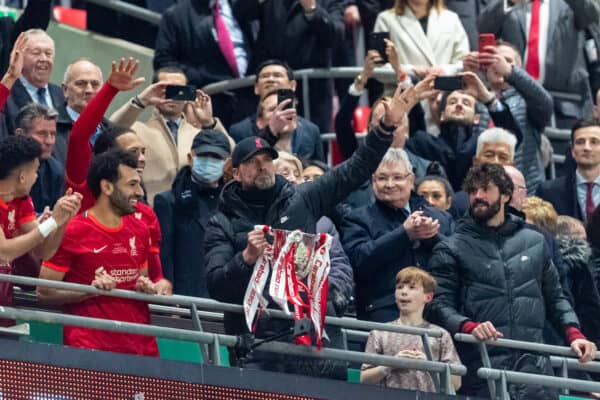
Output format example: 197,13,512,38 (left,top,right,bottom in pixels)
110,101,233,205
374,8,469,76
